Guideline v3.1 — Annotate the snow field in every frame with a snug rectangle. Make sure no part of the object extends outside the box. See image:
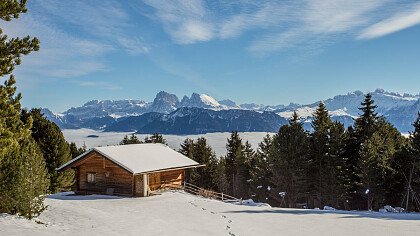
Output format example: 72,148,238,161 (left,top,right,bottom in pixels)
1,191,420,236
